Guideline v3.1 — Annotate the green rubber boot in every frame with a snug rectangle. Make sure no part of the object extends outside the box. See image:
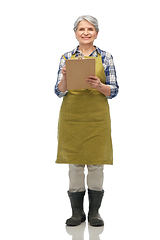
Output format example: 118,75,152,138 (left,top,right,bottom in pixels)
88,189,104,227
66,191,86,226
